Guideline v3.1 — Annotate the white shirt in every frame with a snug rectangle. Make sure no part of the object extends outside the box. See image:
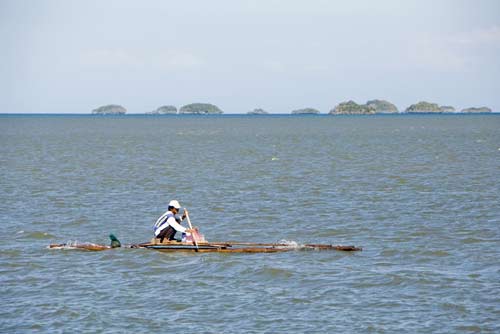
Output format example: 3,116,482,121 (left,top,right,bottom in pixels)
154,210,187,236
